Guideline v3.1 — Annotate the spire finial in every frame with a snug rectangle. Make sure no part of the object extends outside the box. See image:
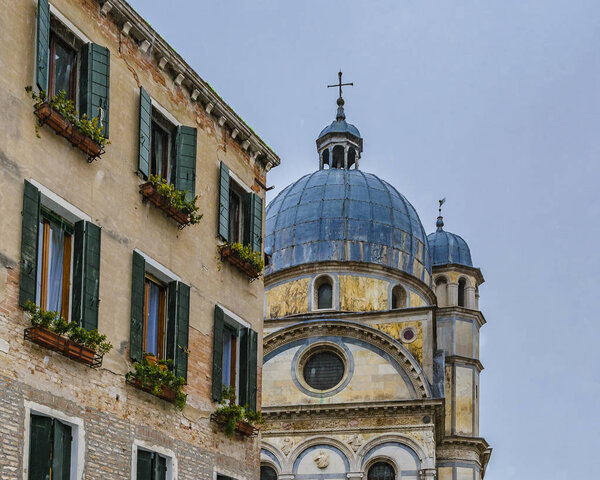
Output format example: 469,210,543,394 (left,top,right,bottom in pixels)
437,198,446,231
328,71,353,121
